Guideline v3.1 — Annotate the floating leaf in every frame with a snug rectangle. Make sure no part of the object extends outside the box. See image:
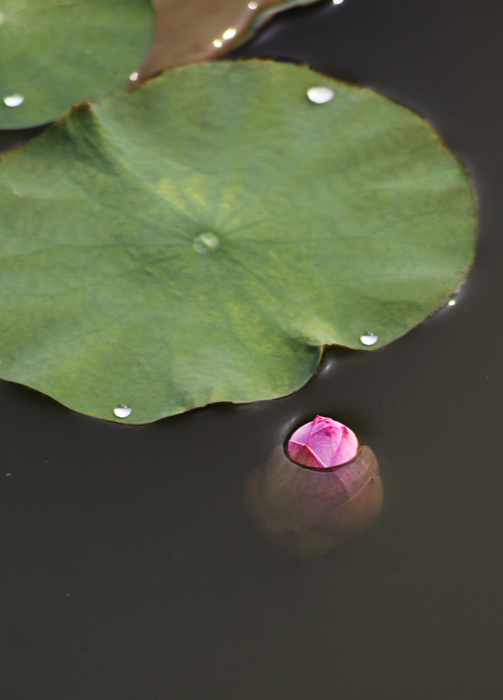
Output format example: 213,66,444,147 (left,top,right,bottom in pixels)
0,61,476,423
137,0,322,81
0,0,153,129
